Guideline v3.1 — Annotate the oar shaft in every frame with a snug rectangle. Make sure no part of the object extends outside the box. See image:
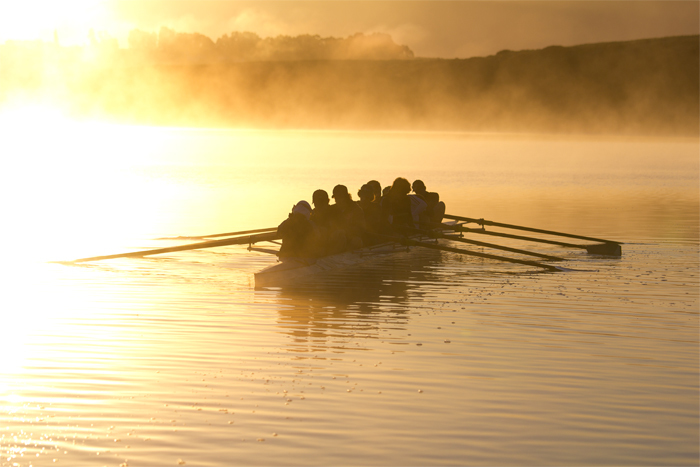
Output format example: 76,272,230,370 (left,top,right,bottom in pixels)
444,214,623,245
438,224,621,256
379,234,559,271
406,238,560,271
159,227,279,240
195,227,278,239
427,230,565,261
72,231,279,263
449,225,584,248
